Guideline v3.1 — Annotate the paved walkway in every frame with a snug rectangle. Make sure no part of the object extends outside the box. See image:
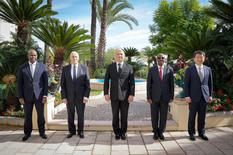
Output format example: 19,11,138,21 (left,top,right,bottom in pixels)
54,93,172,121
0,126,233,155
